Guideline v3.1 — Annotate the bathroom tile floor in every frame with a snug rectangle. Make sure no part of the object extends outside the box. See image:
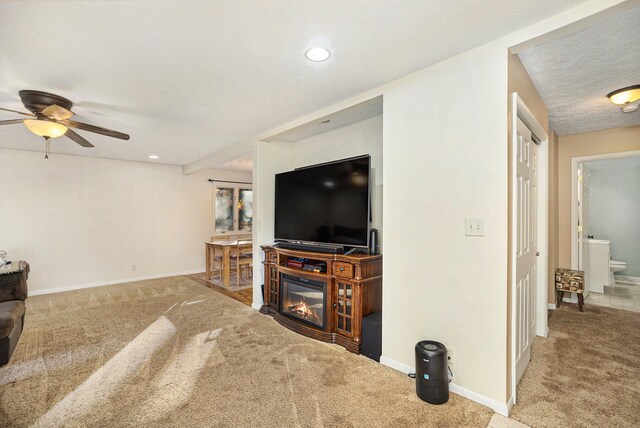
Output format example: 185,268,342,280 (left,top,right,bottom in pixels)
586,283,640,312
